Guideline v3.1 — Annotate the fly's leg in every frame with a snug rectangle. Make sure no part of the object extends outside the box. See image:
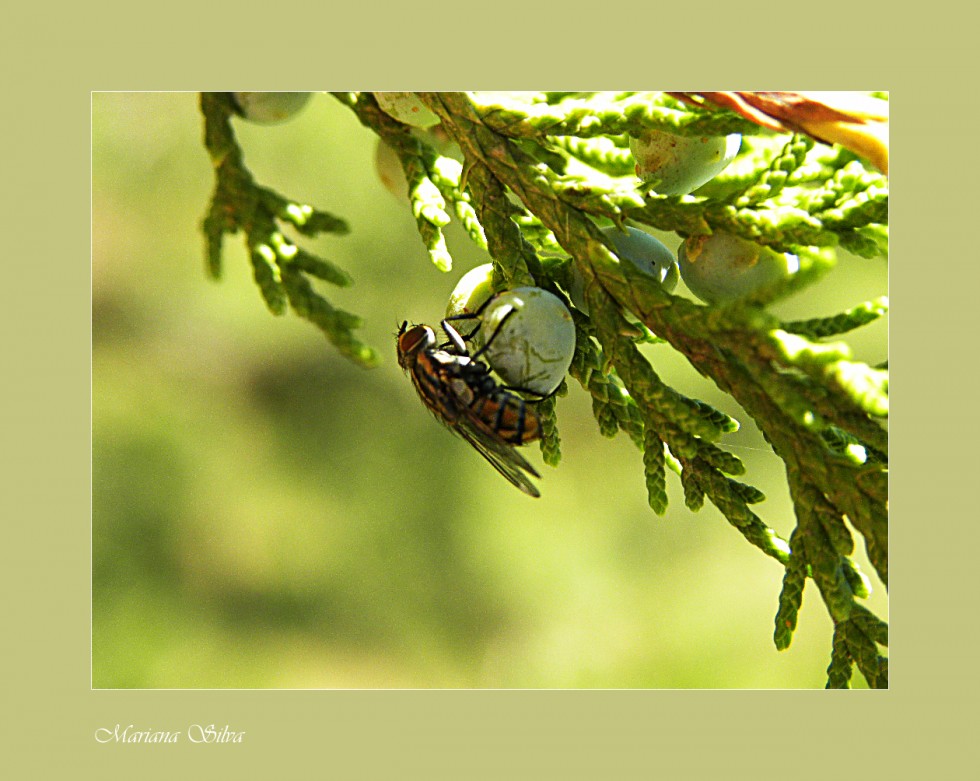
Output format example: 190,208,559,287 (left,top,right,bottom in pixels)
441,303,518,359
500,383,555,402
439,319,470,354
441,311,487,352
441,289,510,352
467,305,517,361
